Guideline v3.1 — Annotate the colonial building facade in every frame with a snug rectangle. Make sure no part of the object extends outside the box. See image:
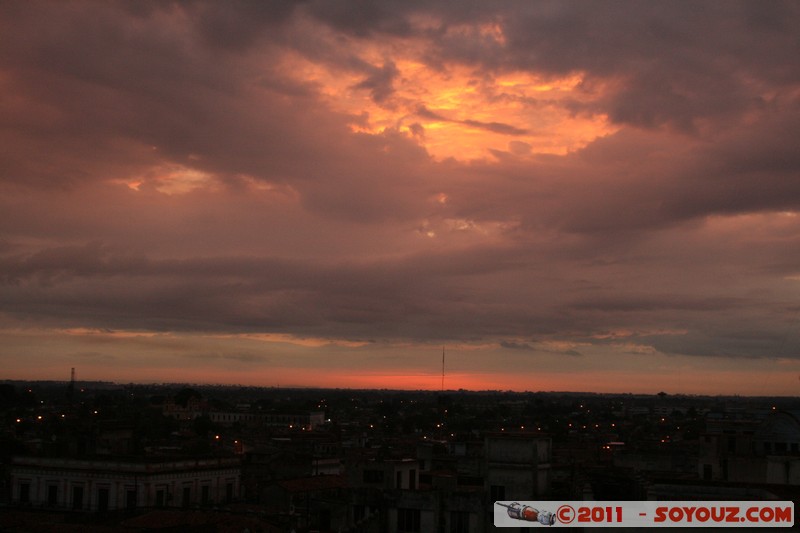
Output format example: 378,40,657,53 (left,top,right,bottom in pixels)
10,456,241,511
